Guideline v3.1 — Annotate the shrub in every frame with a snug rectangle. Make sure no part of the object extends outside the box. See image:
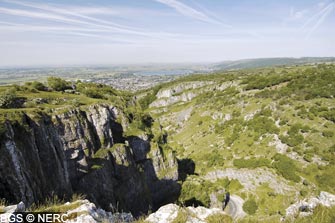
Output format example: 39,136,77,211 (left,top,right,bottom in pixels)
0,89,18,108
31,81,47,91
172,210,188,223
243,74,291,90
315,166,335,193
322,130,334,138
300,190,308,197
321,109,335,123
47,77,70,91
303,154,313,162
208,150,225,167
233,157,271,169
206,213,233,223
76,82,118,100
280,124,305,147
247,115,279,136
180,180,211,207
243,199,258,215
292,205,335,223
138,85,161,109
273,154,300,182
